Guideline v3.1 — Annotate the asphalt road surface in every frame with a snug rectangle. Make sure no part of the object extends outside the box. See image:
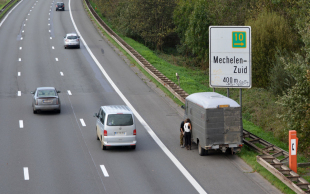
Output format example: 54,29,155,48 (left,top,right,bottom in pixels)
0,0,283,193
